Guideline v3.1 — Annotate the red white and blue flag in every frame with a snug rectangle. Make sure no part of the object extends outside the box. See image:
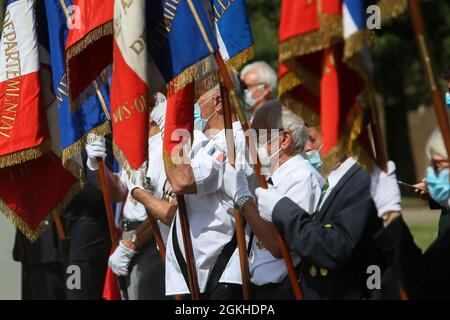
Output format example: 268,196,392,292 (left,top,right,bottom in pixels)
0,0,49,168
